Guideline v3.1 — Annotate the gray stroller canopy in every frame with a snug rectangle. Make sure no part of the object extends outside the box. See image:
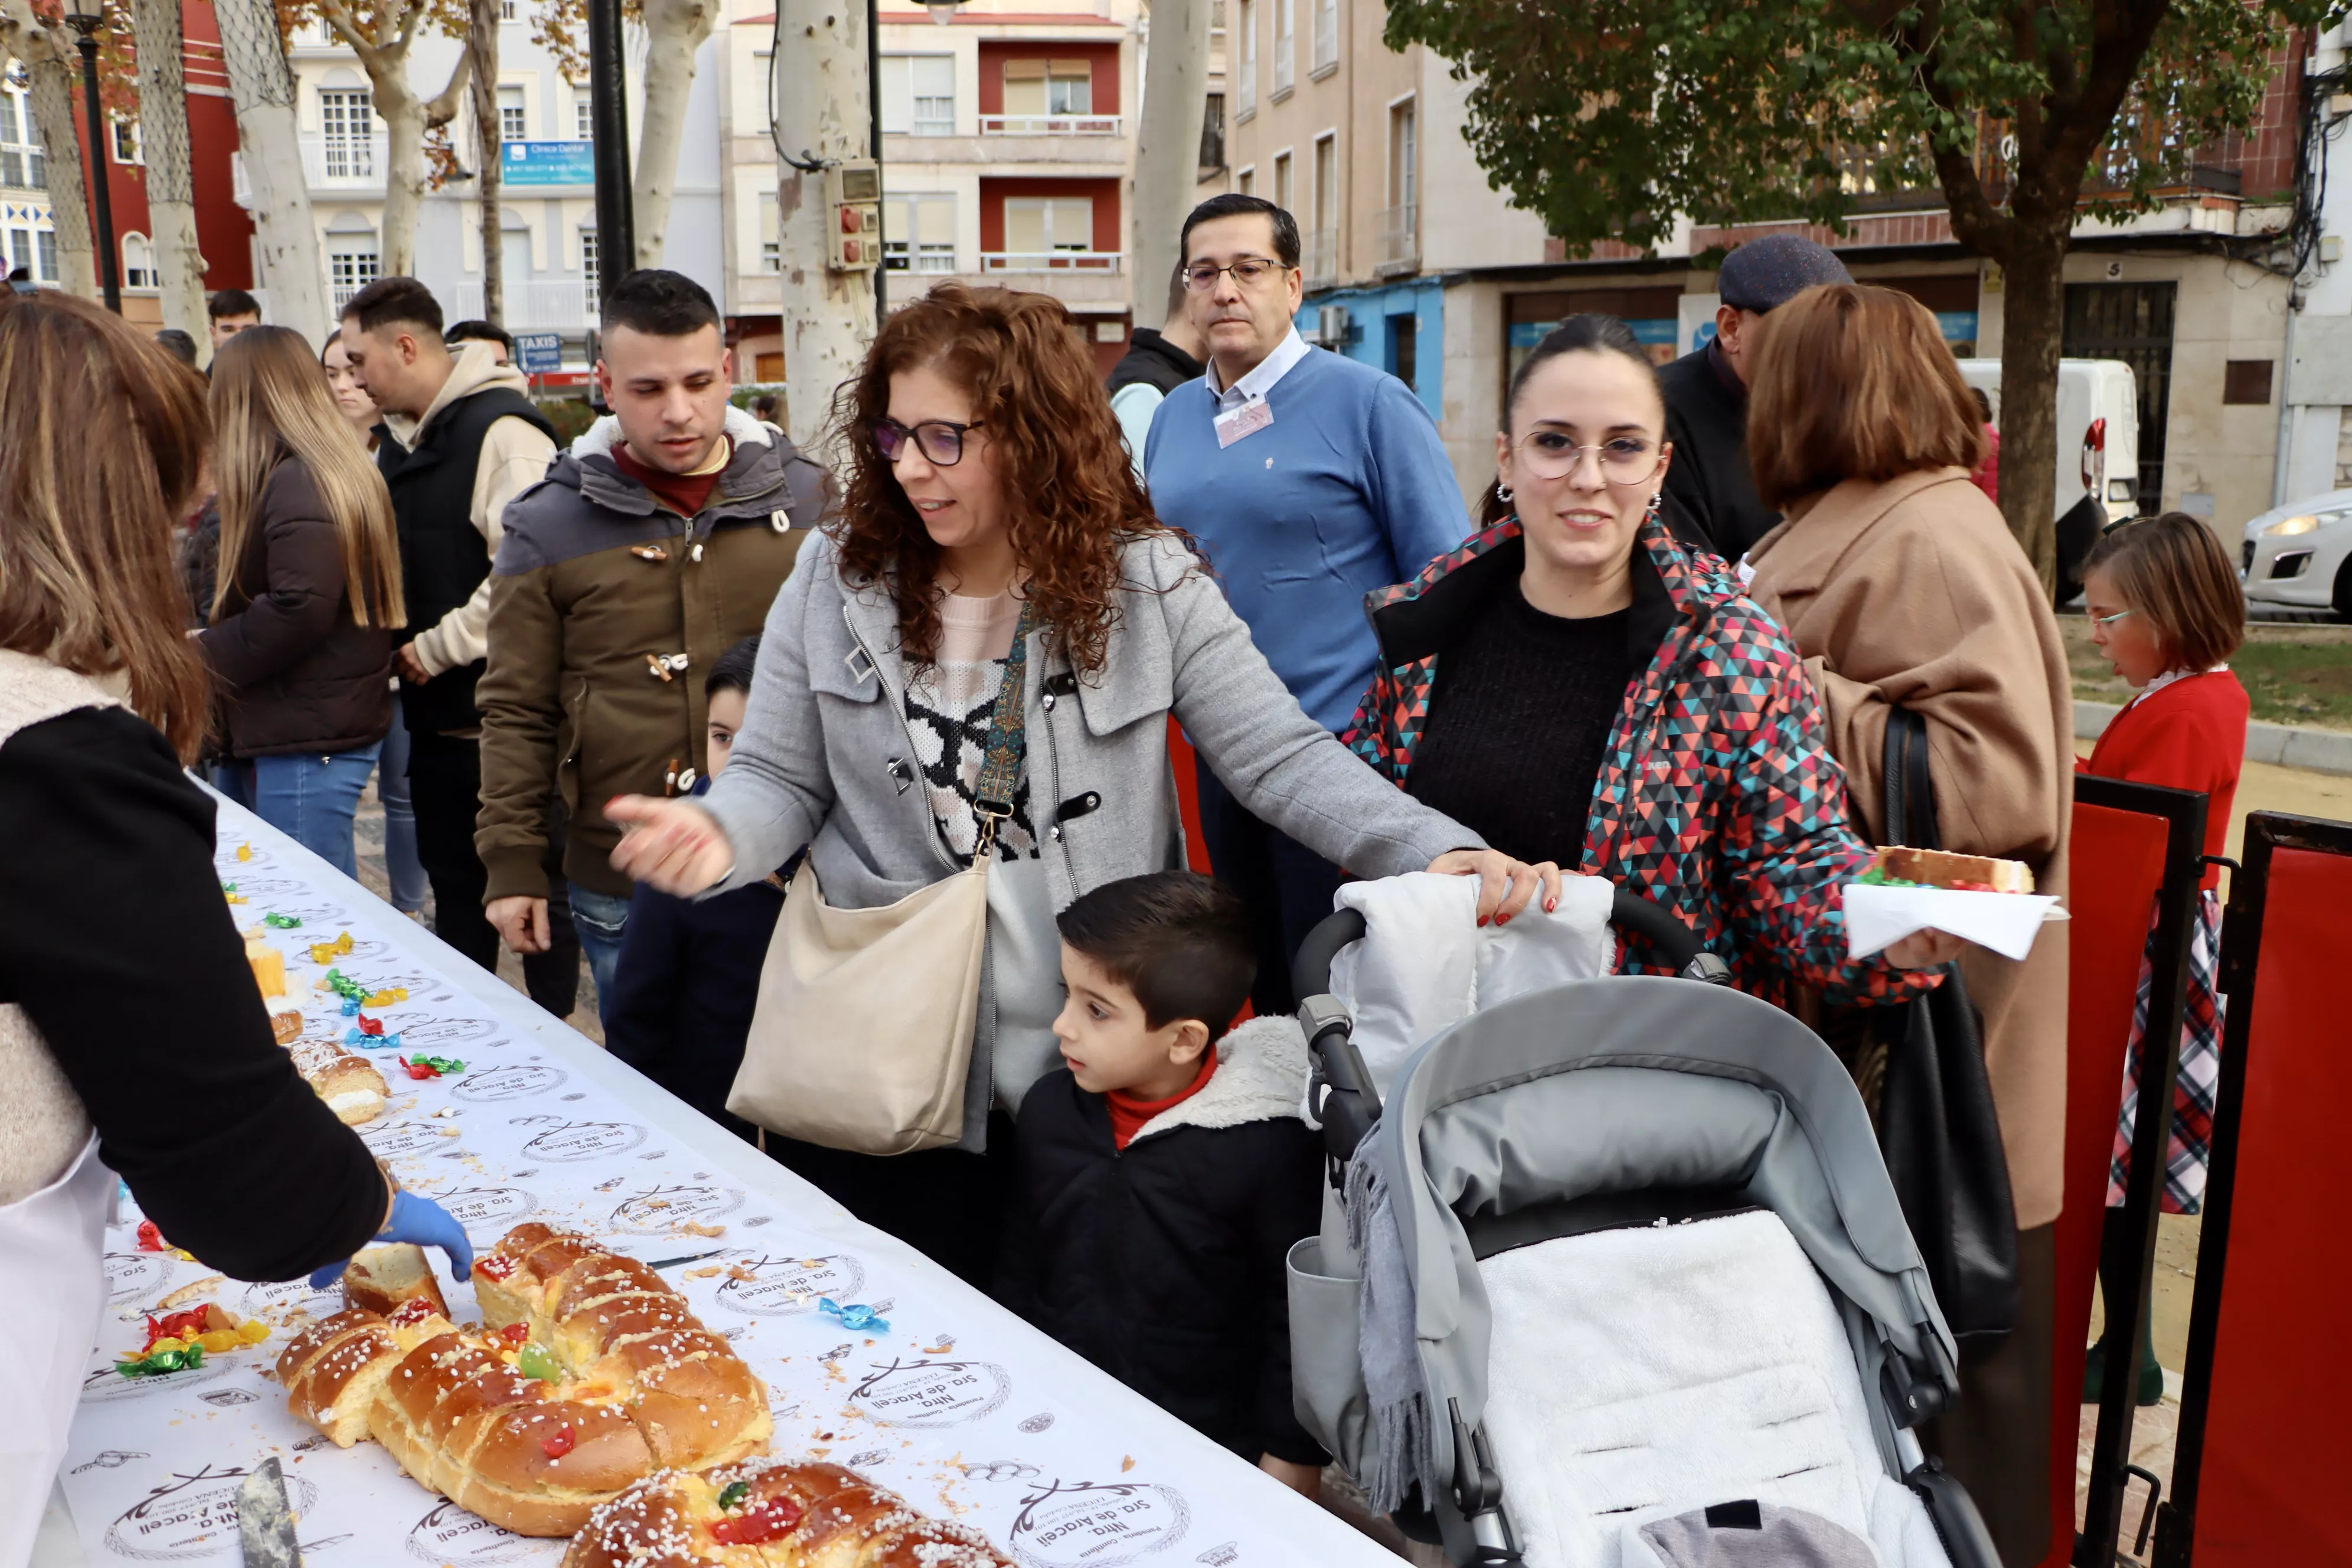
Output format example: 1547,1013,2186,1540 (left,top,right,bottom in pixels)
1371,975,1963,1490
